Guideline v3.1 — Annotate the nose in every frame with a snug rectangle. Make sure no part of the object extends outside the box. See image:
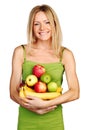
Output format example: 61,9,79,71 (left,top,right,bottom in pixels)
40,23,45,30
